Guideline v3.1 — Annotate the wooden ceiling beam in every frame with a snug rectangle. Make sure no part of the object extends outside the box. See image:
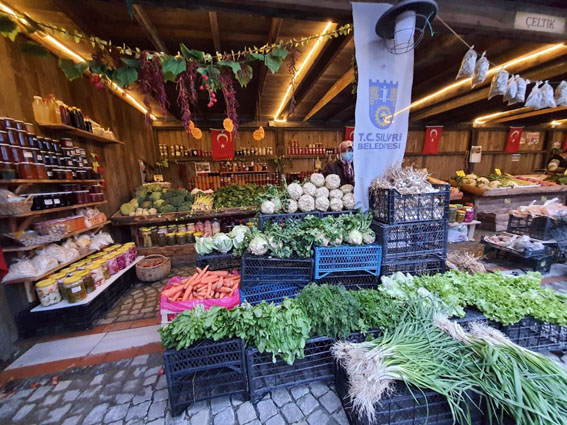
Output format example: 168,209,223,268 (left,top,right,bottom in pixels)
326,103,355,122
255,17,282,117
282,32,352,119
303,68,354,121
133,5,170,54
488,106,567,124
208,11,222,53
411,59,567,121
